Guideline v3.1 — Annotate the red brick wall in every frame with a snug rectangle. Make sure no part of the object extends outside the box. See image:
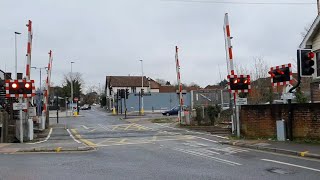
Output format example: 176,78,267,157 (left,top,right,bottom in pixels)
311,80,320,102
240,103,320,139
